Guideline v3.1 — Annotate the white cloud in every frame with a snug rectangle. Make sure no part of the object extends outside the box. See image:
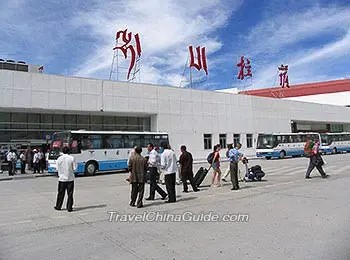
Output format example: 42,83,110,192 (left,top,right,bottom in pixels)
71,0,242,85
241,5,350,89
